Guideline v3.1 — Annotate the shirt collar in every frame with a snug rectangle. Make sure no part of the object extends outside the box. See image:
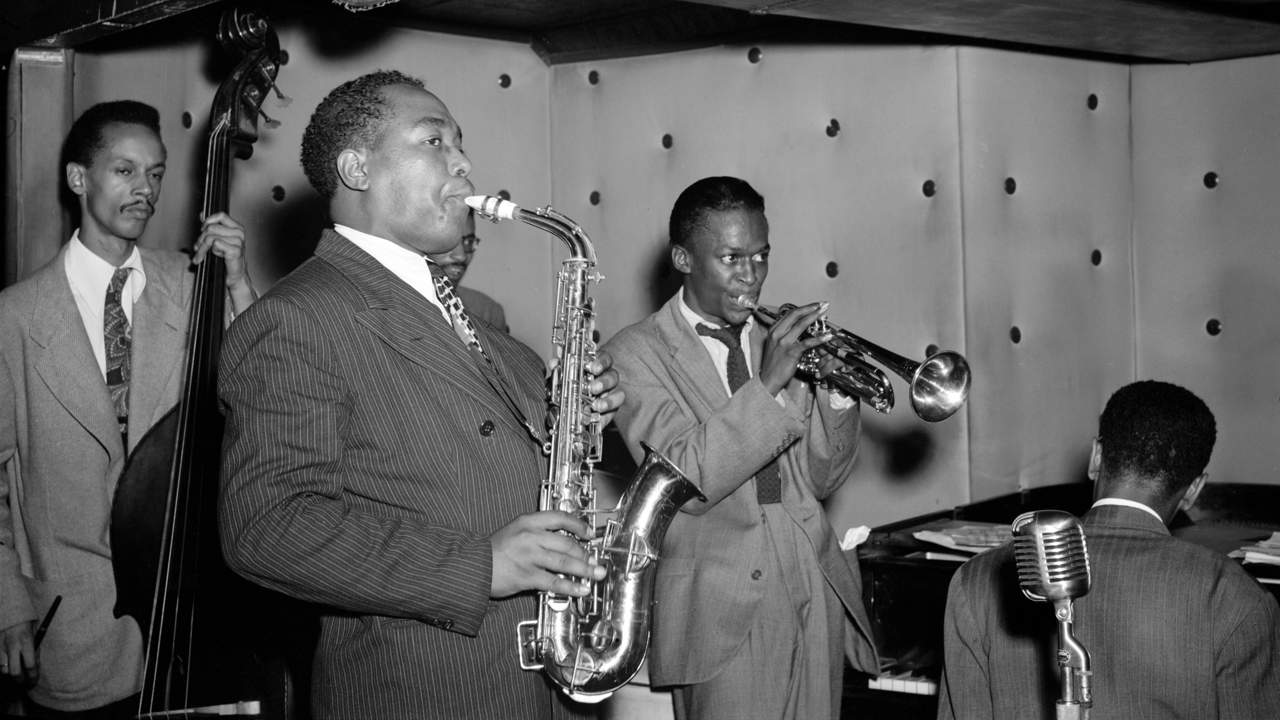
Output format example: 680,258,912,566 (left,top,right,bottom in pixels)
676,287,755,337
65,229,146,303
1091,497,1164,523
332,224,448,319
